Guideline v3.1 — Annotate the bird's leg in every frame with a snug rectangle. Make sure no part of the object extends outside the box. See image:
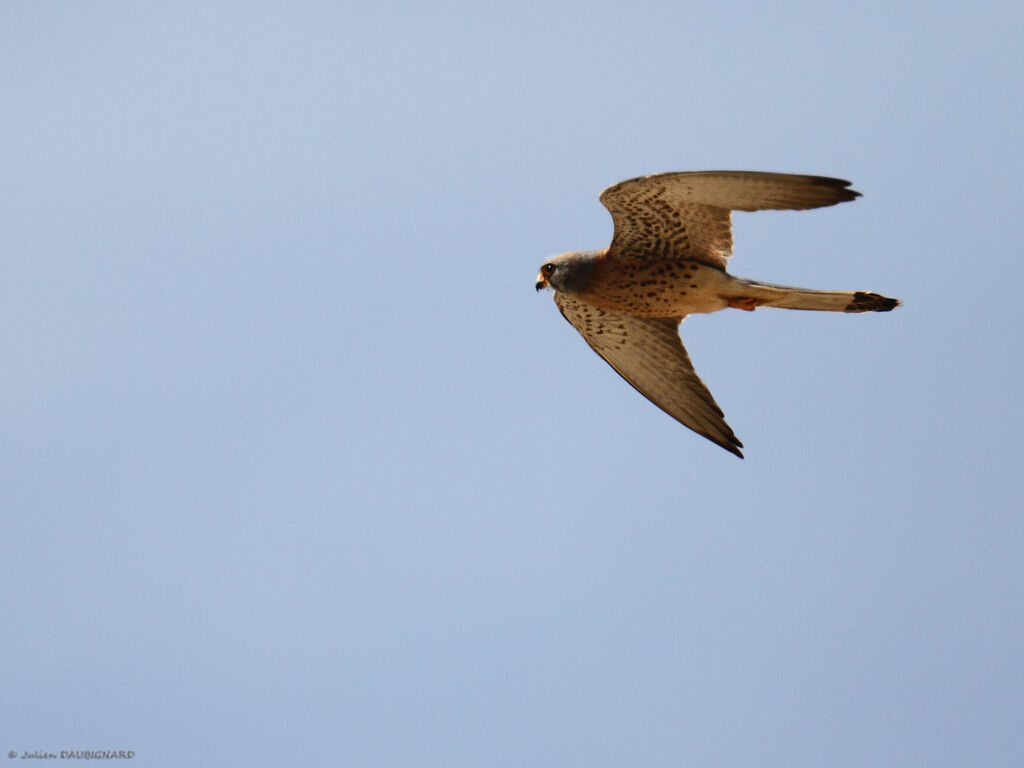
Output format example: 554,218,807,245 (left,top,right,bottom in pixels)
726,297,760,311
